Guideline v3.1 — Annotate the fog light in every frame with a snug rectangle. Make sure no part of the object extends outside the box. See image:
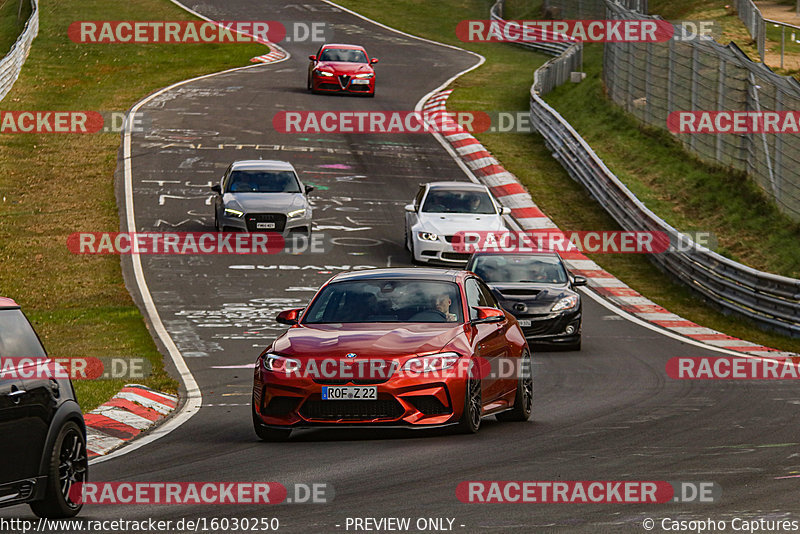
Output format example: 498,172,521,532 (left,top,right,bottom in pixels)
565,325,576,335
